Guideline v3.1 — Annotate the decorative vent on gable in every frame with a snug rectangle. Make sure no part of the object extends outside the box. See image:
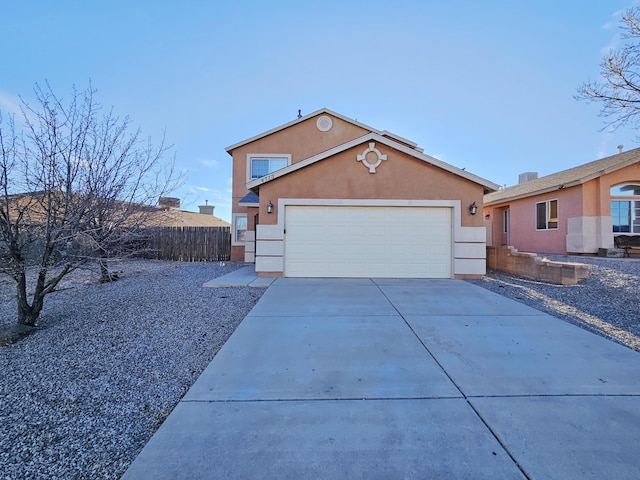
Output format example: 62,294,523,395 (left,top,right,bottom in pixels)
357,142,387,174
316,115,333,132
